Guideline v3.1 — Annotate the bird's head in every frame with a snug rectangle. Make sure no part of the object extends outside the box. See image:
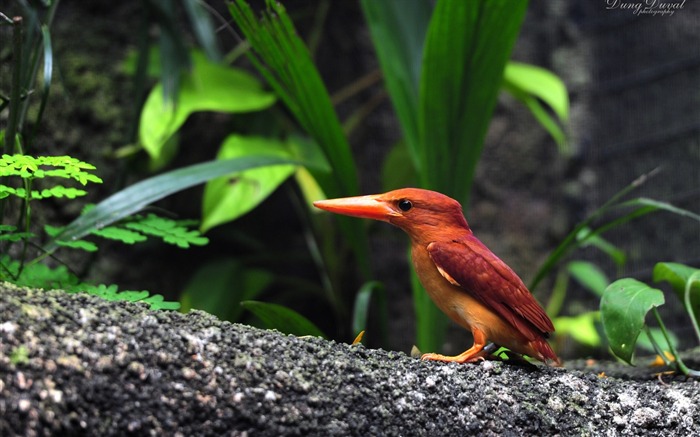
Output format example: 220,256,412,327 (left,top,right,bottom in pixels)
313,188,470,243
